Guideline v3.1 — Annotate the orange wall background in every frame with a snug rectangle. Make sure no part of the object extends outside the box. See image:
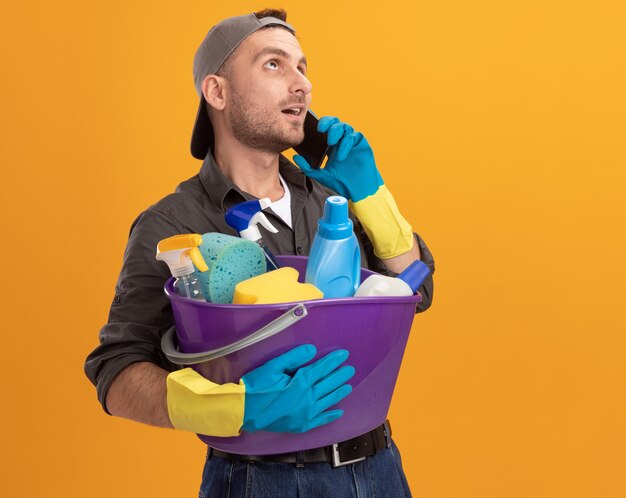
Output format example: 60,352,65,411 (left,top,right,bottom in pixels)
1,1,625,496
